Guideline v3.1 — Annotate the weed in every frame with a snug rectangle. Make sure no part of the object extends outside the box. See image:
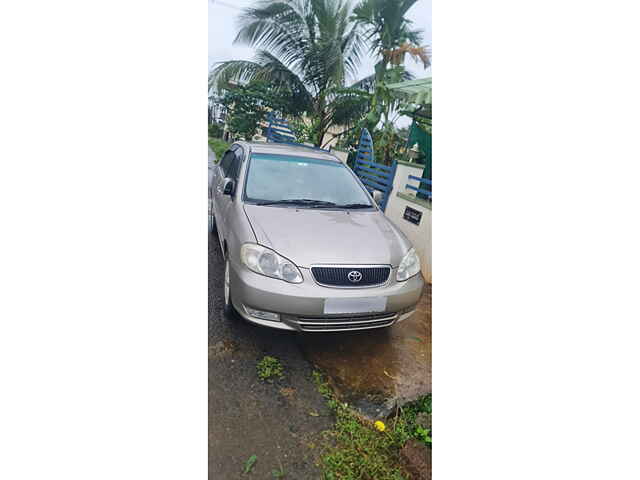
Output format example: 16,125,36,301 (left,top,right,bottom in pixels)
243,454,257,474
392,395,432,446
257,356,284,381
312,370,432,479
415,426,432,444
272,467,285,478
